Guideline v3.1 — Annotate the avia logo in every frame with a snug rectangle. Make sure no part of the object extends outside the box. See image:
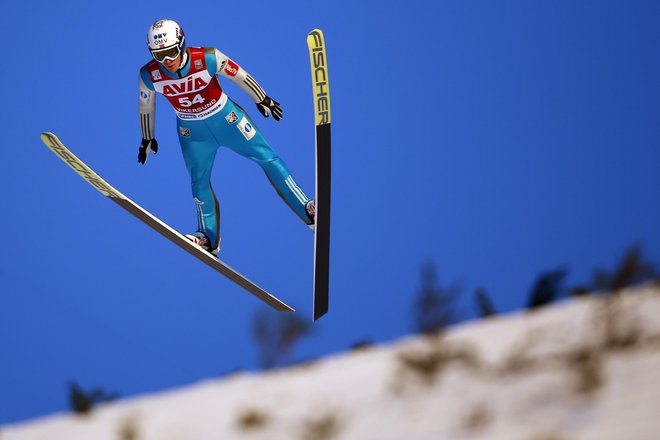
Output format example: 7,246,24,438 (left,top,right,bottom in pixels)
162,75,210,96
